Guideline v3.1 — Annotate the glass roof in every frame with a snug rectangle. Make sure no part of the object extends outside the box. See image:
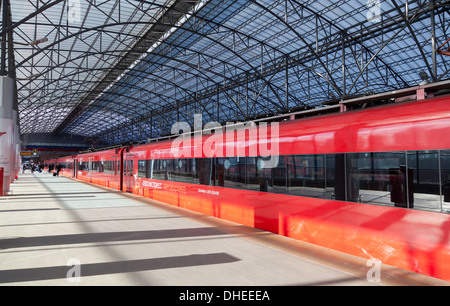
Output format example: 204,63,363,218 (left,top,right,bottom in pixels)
3,0,450,145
